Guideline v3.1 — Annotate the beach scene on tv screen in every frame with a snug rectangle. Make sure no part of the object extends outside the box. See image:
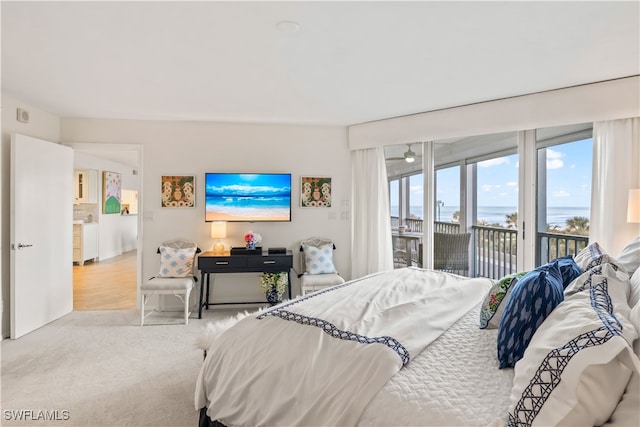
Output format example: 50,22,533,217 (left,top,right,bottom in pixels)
205,173,291,221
